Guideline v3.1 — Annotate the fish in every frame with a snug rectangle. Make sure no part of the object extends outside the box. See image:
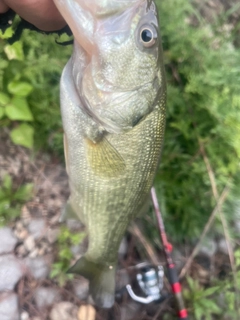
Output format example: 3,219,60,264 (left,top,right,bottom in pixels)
53,0,166,308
